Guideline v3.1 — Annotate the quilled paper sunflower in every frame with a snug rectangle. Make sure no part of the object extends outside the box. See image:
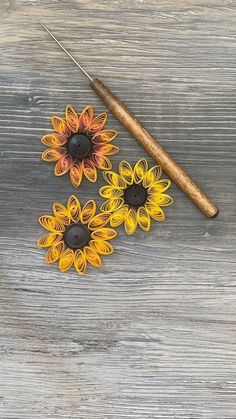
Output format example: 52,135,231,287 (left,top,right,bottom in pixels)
41,105,119,187
37,195,116,274
99,159,173,235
